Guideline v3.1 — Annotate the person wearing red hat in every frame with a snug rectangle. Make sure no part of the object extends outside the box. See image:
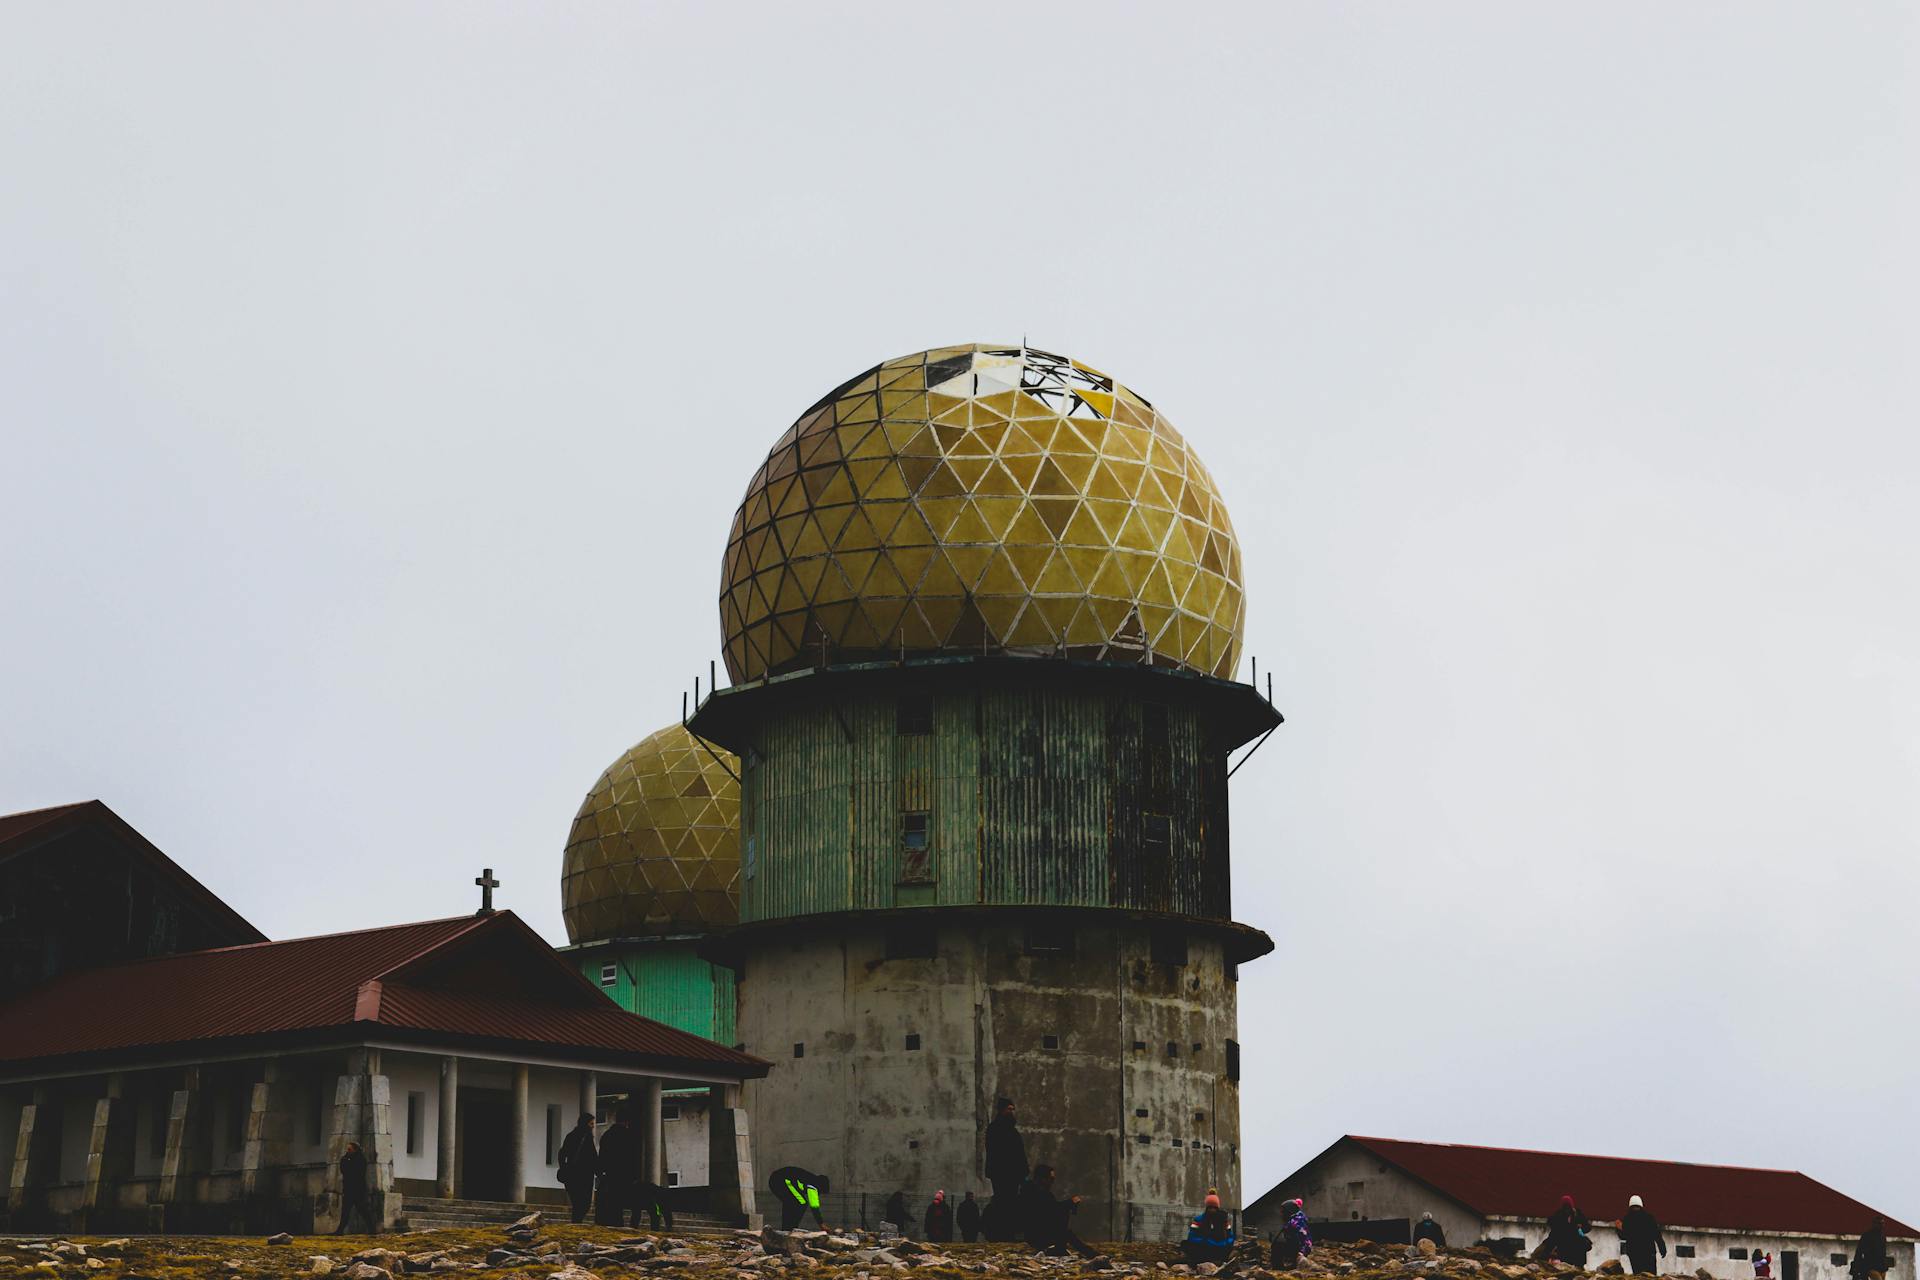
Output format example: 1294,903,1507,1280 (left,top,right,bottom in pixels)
1547,1195,1594,1268
1183,1191,1236,1264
